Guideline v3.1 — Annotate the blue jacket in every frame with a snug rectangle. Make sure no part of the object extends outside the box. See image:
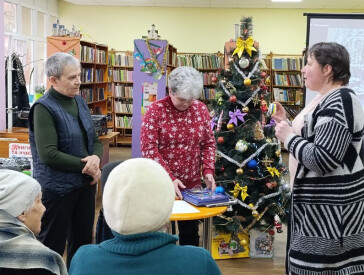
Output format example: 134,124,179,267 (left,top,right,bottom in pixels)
69,231,221,275
29,92,95,195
